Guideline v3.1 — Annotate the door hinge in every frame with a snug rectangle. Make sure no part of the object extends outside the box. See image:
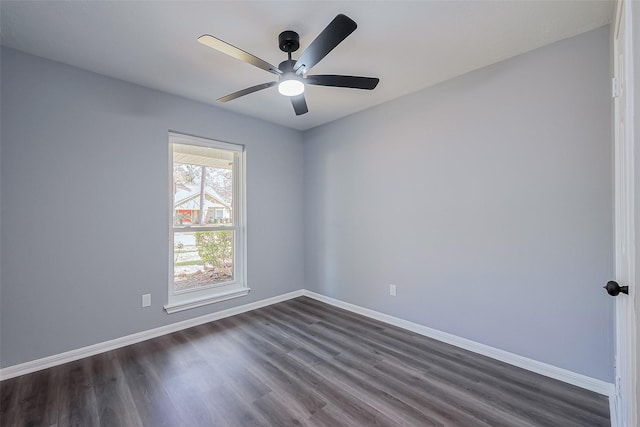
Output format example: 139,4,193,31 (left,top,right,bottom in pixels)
612,77,620,98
